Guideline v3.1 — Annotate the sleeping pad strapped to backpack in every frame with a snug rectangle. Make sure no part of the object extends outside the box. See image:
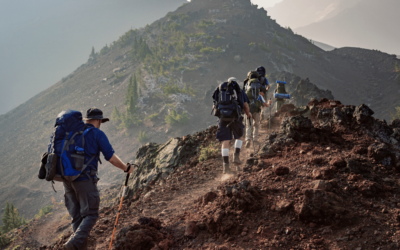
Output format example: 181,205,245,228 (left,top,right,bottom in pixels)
214,82,241,123
46,110,97,182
